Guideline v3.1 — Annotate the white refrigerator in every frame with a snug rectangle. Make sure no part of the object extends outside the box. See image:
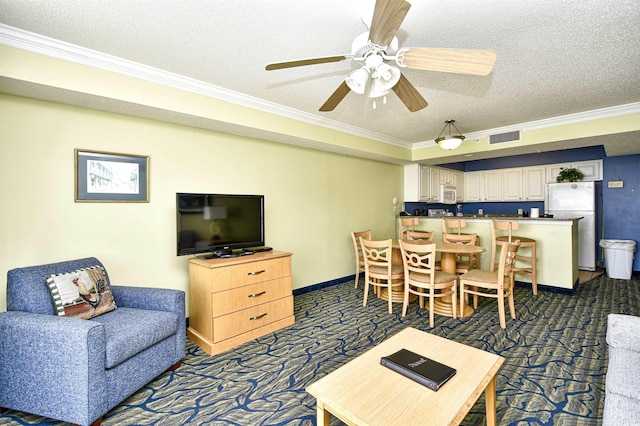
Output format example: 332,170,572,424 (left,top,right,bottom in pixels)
545,182,596,271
